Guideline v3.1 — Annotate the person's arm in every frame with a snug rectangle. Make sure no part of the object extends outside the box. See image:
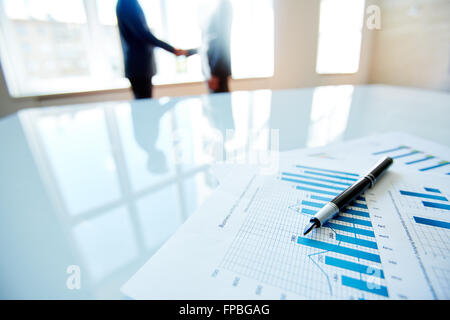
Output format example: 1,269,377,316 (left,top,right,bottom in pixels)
121,3,177,54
